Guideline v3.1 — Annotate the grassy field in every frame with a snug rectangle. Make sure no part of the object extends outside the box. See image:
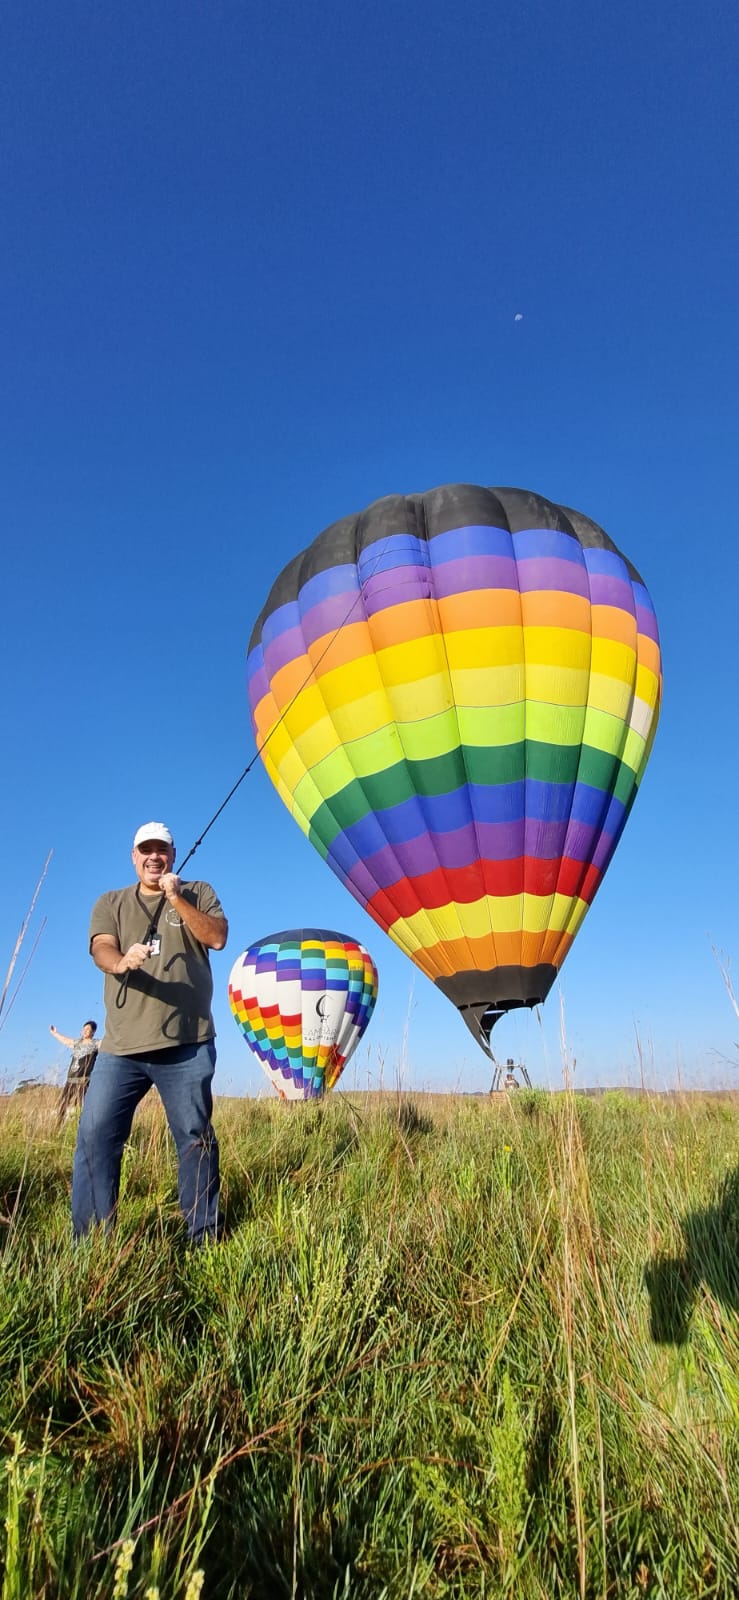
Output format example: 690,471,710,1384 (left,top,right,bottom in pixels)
0,1086,737,1599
